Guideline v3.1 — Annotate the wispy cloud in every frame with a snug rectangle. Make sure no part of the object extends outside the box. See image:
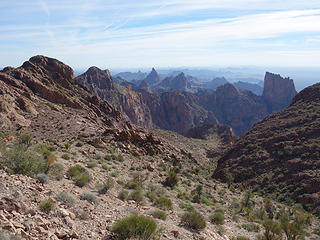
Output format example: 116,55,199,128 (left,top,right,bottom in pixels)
1,0,320,68
39,0,50,16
